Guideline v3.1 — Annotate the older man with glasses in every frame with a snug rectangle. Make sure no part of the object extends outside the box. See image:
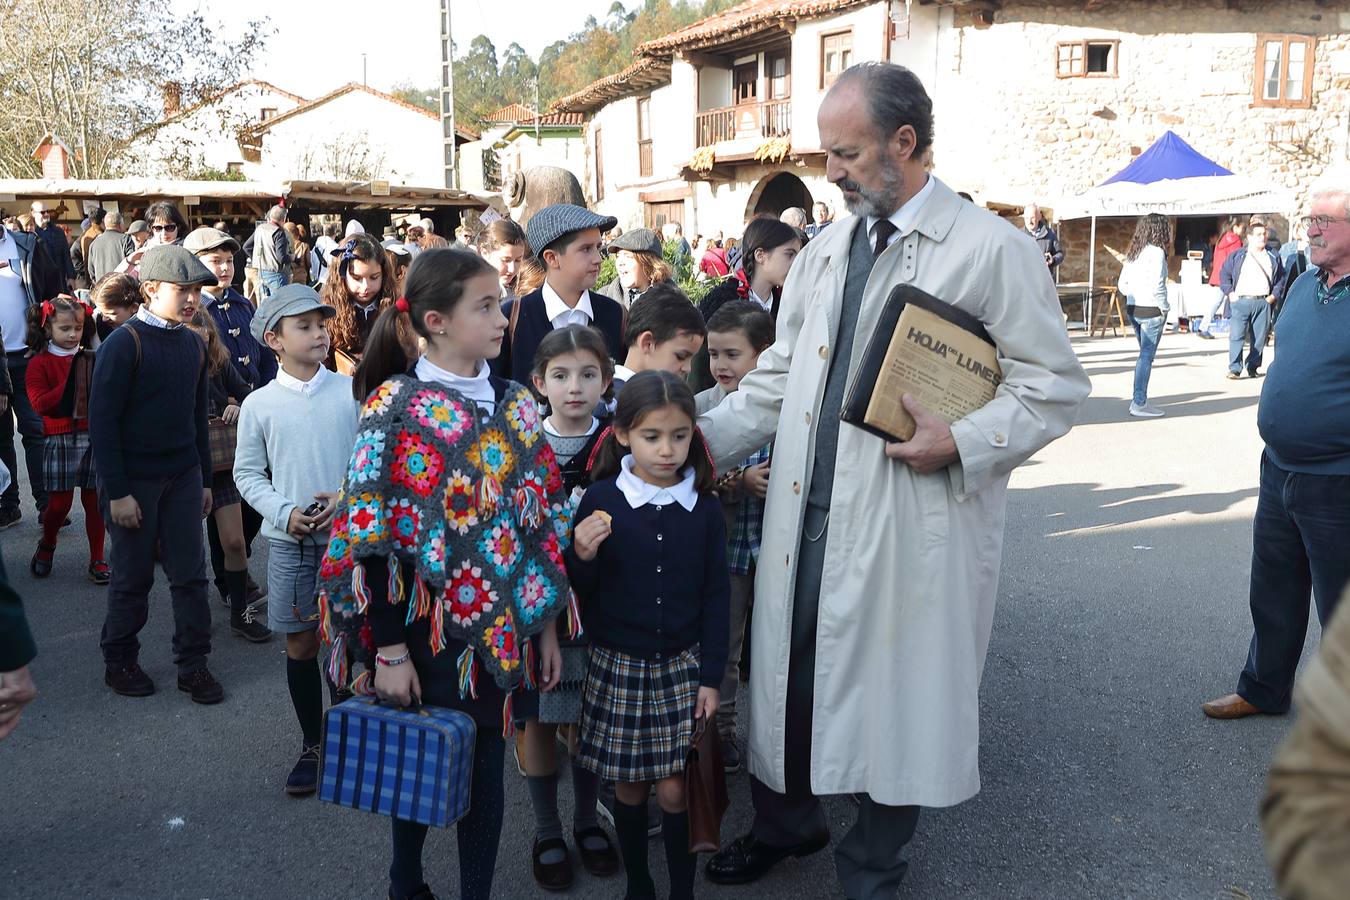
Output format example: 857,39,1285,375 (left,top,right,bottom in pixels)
1204,173,1350,721
28,201,75,289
